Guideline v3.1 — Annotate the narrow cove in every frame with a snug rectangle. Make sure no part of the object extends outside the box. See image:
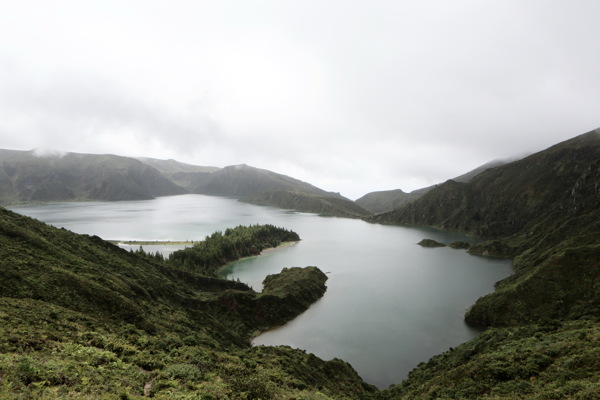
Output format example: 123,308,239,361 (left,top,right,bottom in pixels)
10,194,512,389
